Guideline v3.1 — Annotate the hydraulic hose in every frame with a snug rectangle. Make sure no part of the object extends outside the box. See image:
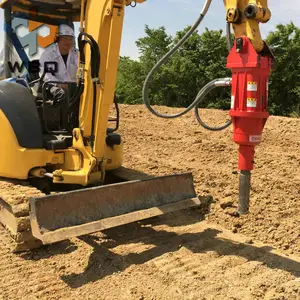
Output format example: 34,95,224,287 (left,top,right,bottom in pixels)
194,78,232,131
142,0,233,131
143,0,213,119
64,32,87,114
226,22,233,51
77,32,101,149
65,32,101,142
66,38,98,112
110,95,120,132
